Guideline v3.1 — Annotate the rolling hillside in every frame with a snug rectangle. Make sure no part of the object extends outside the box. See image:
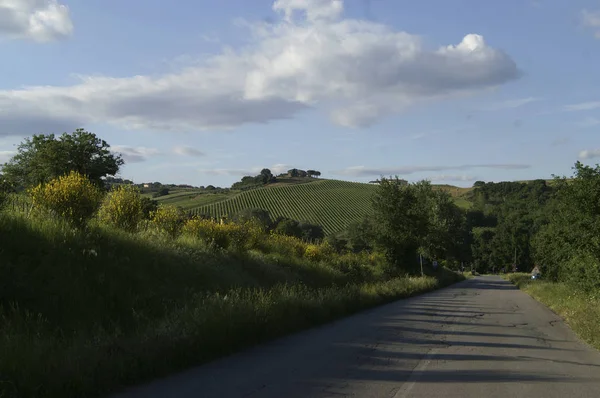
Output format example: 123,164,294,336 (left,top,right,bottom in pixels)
189,180,378,235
